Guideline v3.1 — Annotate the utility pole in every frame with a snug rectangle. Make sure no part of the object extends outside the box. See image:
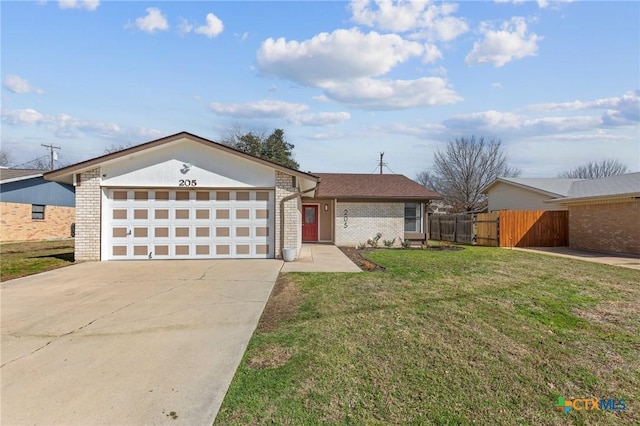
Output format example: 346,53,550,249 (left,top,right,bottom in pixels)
379,152,384,174
41,143,61,170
